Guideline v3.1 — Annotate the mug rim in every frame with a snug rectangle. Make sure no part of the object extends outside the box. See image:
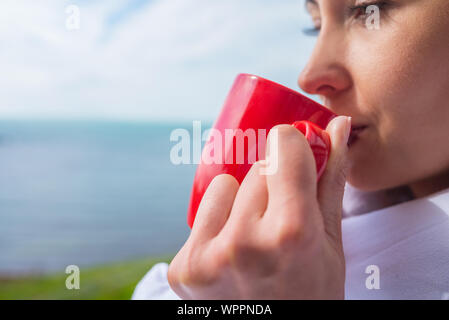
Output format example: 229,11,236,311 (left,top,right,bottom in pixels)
237,73,335,117
238,73,311,99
